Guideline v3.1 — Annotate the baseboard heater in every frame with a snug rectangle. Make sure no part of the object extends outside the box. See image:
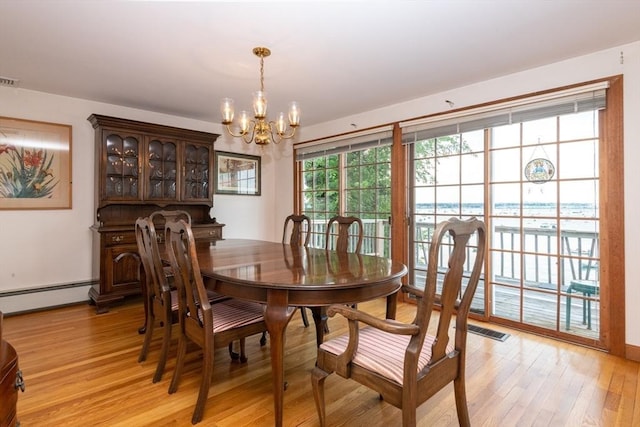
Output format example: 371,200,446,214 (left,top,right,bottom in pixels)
0,280,96,297
0,281,97,316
